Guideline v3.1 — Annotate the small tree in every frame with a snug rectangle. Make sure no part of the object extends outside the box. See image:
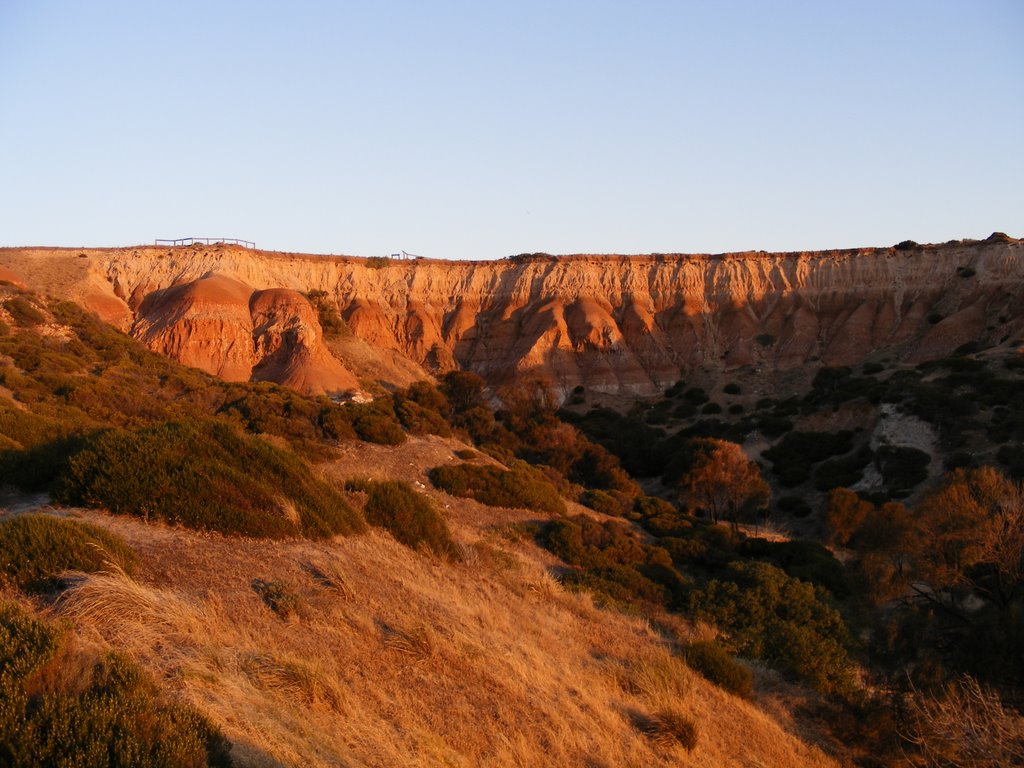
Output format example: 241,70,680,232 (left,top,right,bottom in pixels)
679,438,769,530
916,467,1024,610
825,488,874,547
